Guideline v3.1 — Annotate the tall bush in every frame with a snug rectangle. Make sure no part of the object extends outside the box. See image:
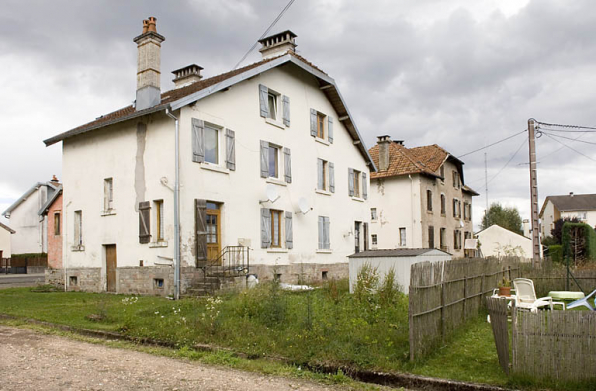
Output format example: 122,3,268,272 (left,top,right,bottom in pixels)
562,222,596,263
